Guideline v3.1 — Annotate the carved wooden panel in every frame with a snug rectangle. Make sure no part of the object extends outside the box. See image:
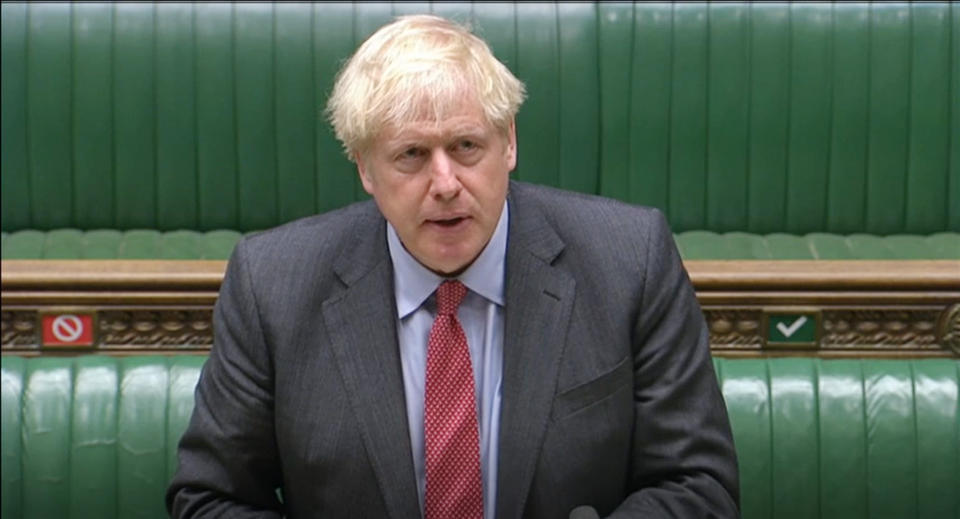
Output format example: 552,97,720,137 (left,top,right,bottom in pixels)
3,260,958,357
1,307,215,352
0,311,38,348
704,310,763,349
821,309,942,350
940,304,960,356
98,309,213,349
